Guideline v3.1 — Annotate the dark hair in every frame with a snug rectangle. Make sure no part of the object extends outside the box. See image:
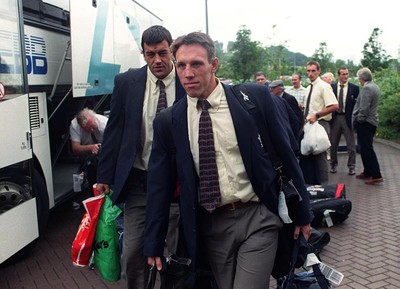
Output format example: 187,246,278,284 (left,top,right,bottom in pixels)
337,67,348,75
306,60,320,70
172,32,216,63
255,71,267,78
141,25,173,51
